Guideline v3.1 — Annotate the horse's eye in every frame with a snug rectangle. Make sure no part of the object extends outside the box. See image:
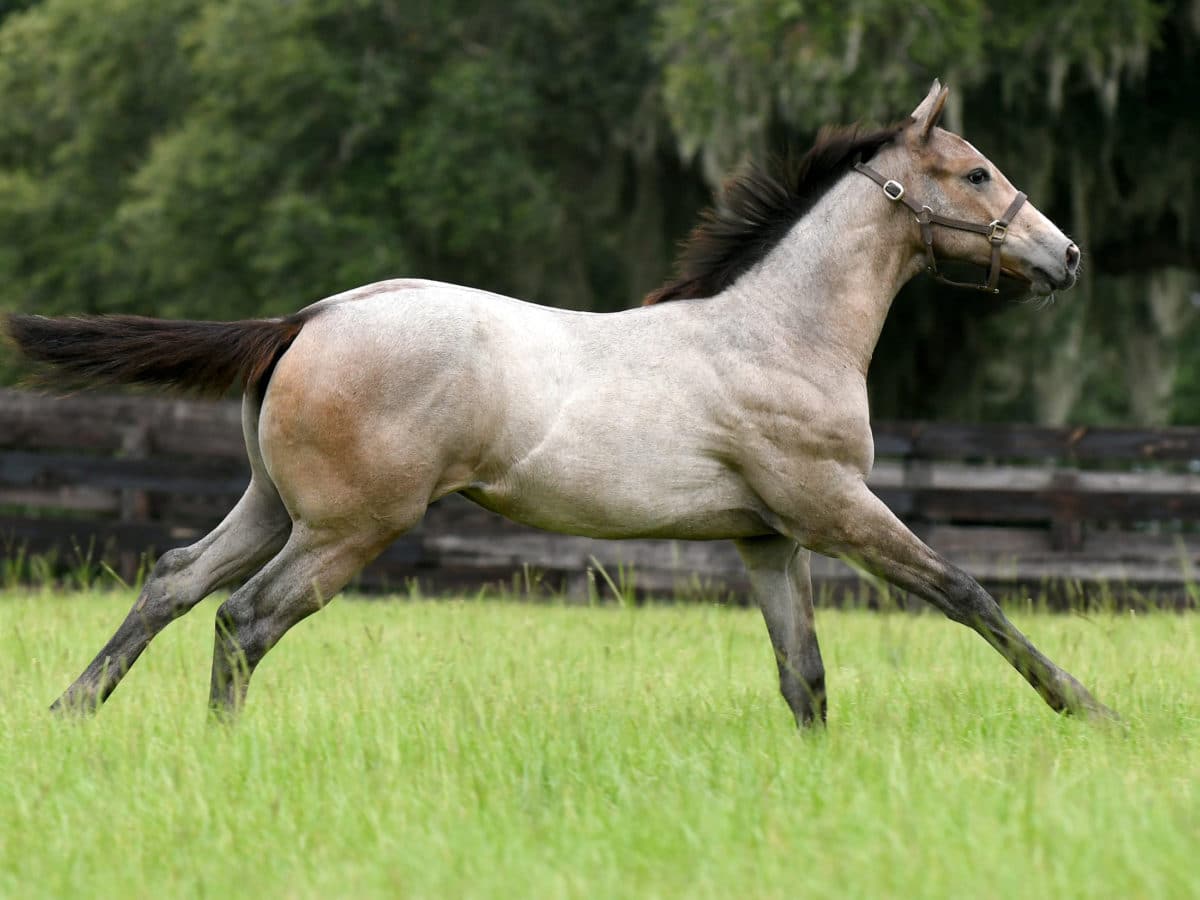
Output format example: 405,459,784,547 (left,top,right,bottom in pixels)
966,168,990,186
